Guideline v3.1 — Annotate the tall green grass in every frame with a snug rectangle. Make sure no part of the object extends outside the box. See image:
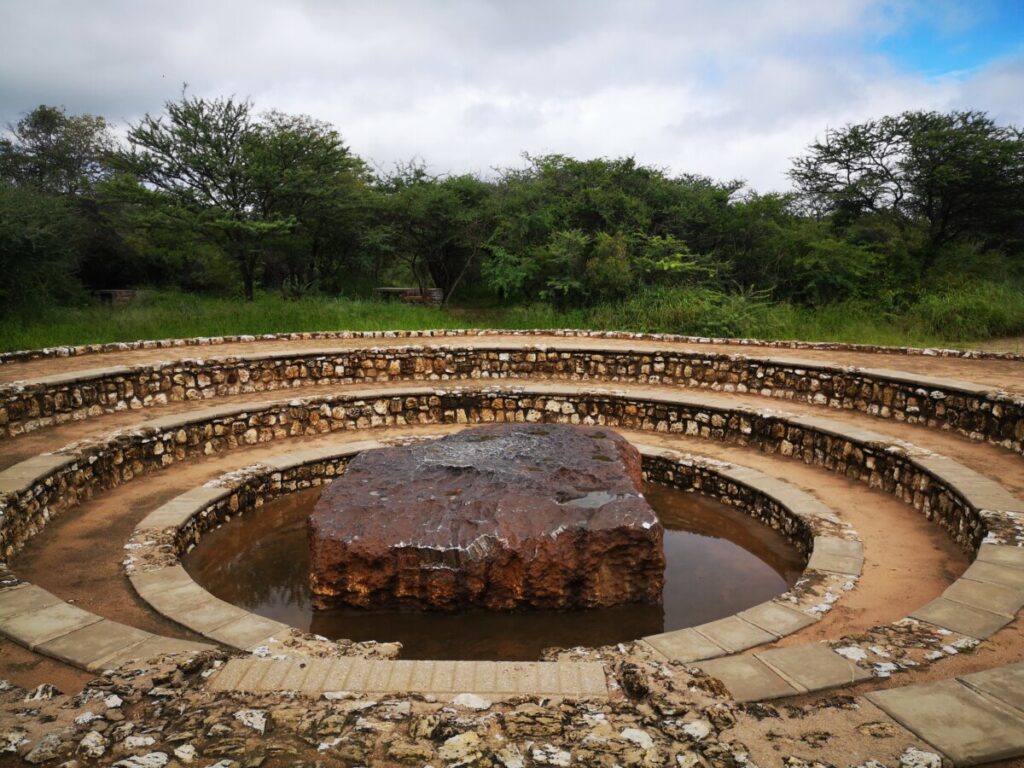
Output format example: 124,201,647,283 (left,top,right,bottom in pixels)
2,282,1022,353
